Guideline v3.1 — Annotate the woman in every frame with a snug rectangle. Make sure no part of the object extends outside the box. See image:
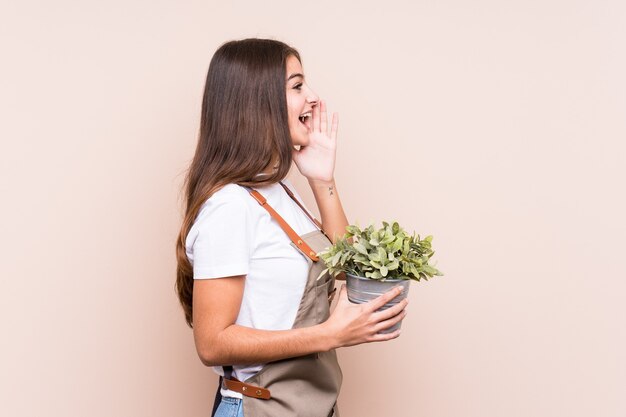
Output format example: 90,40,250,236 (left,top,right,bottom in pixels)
175,38,408,417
